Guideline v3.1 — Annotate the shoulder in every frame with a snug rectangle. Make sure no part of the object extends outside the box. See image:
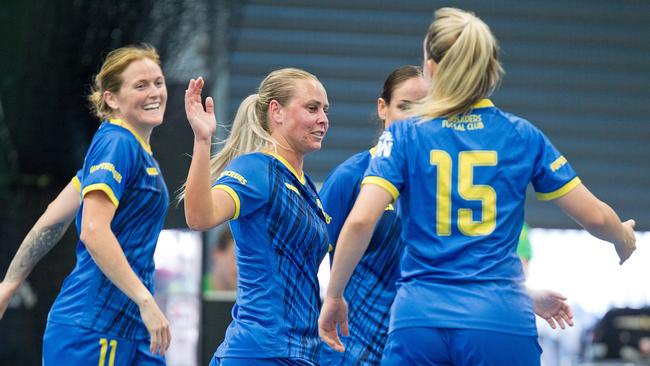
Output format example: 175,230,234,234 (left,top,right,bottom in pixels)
220,152,271,184
497,110,544,143
227,152,271,169
86,123,139,160
91,122,139,150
